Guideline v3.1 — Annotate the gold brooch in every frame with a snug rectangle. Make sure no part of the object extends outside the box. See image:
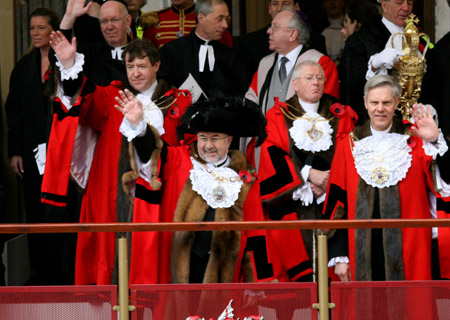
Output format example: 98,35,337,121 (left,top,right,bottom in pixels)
371,166,389,184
